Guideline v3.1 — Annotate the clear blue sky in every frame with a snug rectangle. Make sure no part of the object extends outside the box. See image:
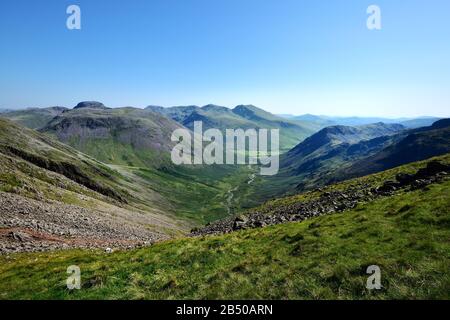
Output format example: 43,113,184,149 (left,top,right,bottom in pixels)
1,0,449,117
